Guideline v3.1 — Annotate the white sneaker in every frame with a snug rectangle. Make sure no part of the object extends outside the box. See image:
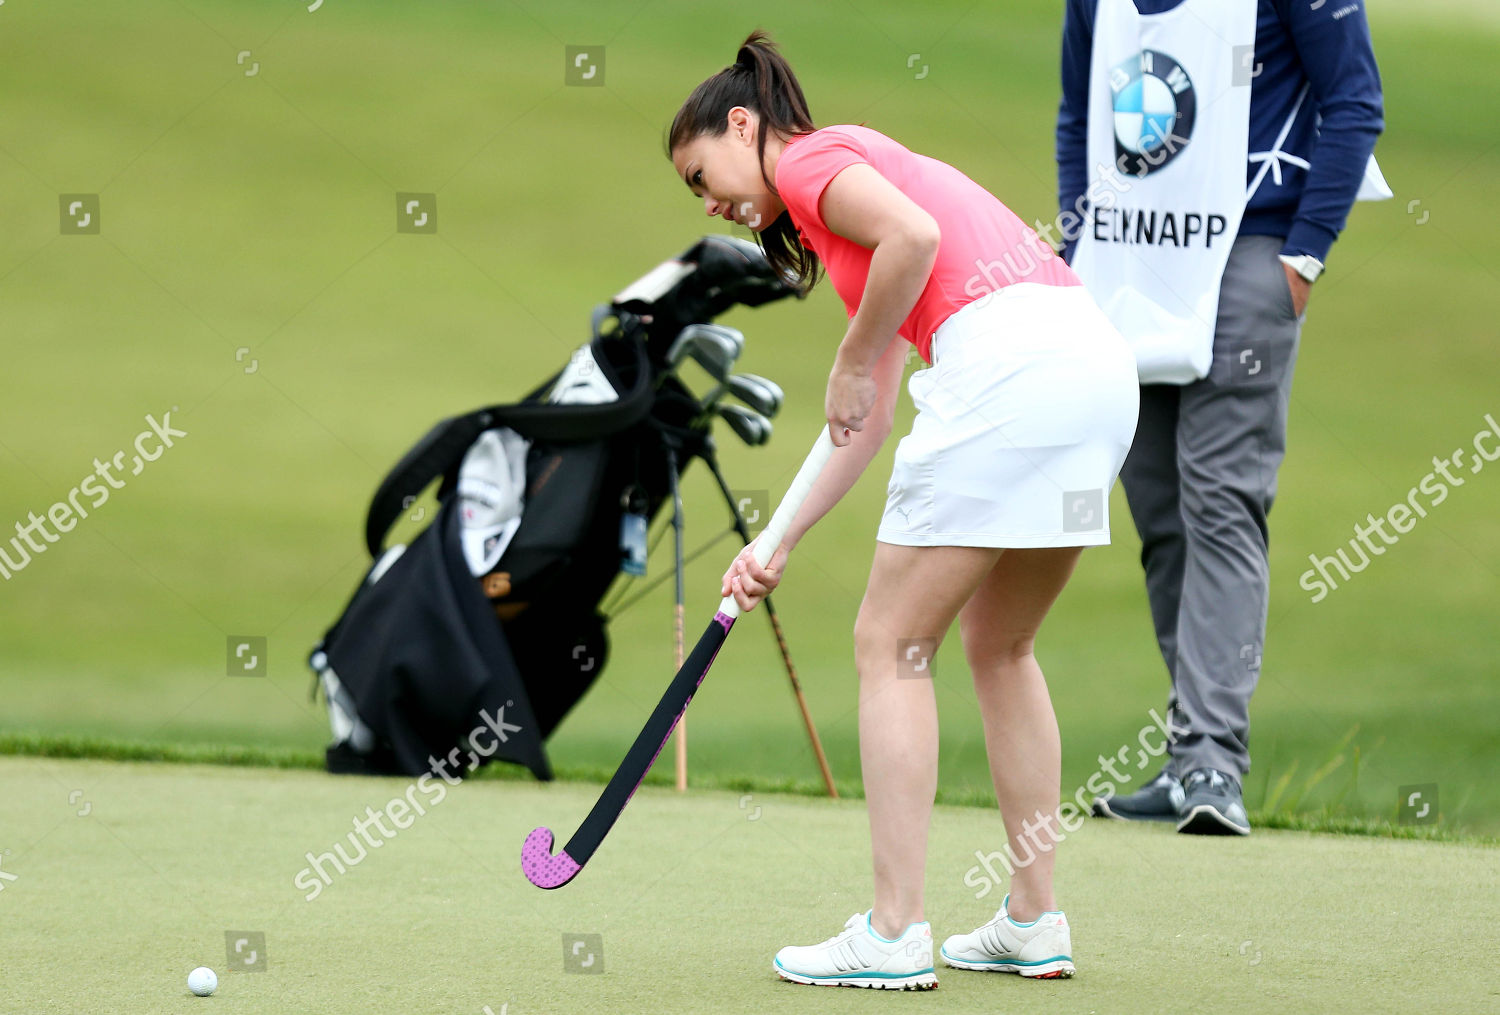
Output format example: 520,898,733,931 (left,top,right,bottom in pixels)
773,912,937,990
940,894,1075,978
